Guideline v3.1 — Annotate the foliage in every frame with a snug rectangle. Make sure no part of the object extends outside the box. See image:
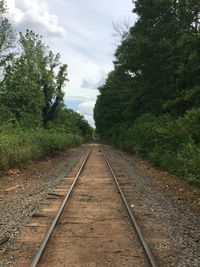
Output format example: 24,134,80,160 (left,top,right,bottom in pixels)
0,129,82,170
19,31,68,126
1,30,69,127
48,108,94,141
0,0,15,68
1,58,44,126
94,0,200,185
0,6,93,171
